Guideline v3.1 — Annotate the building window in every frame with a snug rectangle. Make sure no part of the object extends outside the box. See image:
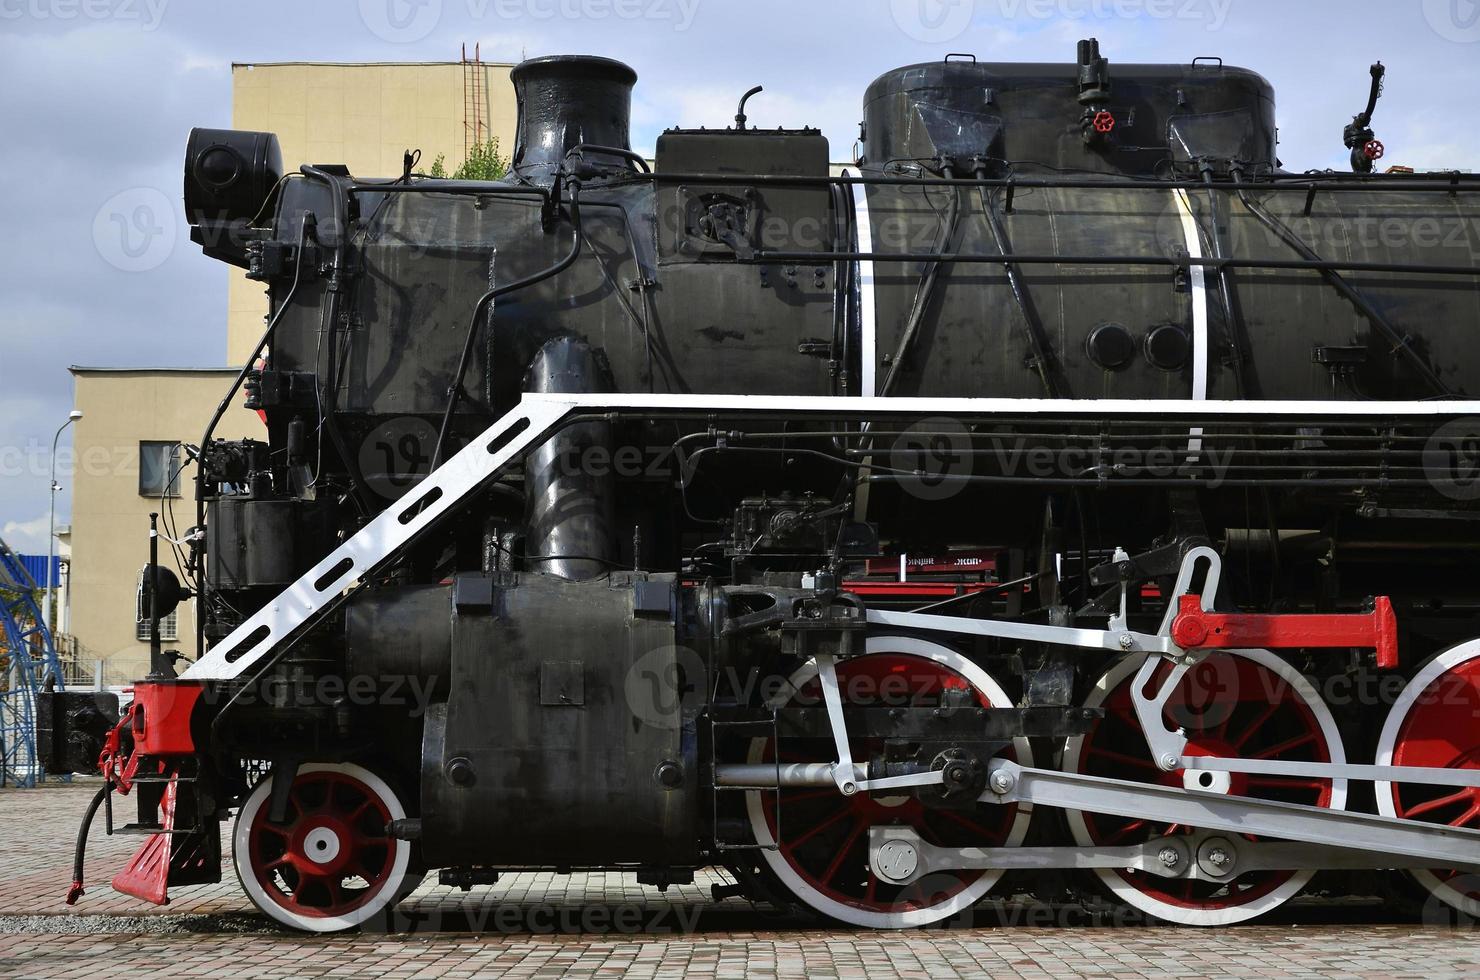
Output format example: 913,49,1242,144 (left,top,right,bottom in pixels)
139,441,181,497
135,567,179,642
